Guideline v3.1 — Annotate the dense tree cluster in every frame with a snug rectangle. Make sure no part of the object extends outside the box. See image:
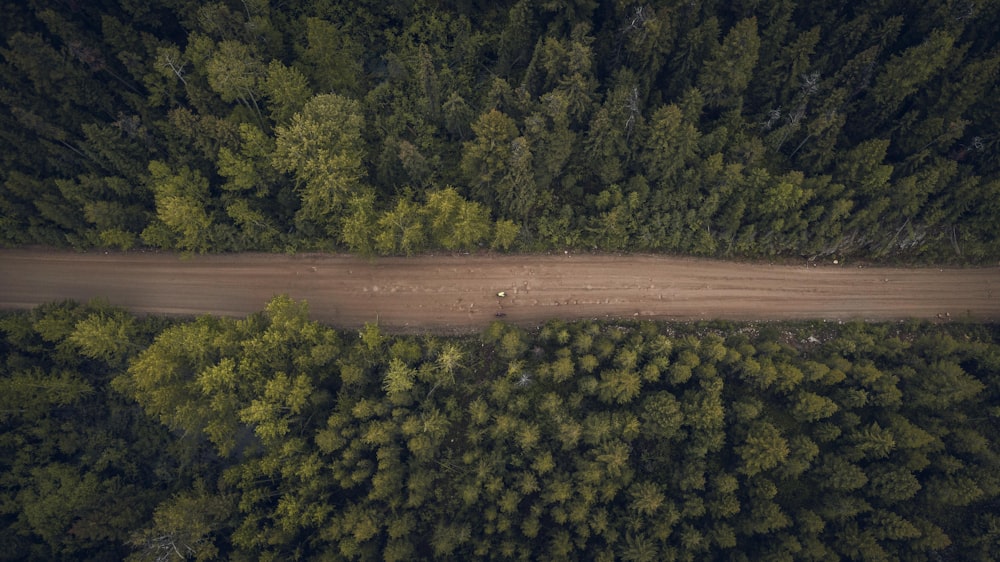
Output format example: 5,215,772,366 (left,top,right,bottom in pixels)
3,297,1000,559
2,0,999,260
